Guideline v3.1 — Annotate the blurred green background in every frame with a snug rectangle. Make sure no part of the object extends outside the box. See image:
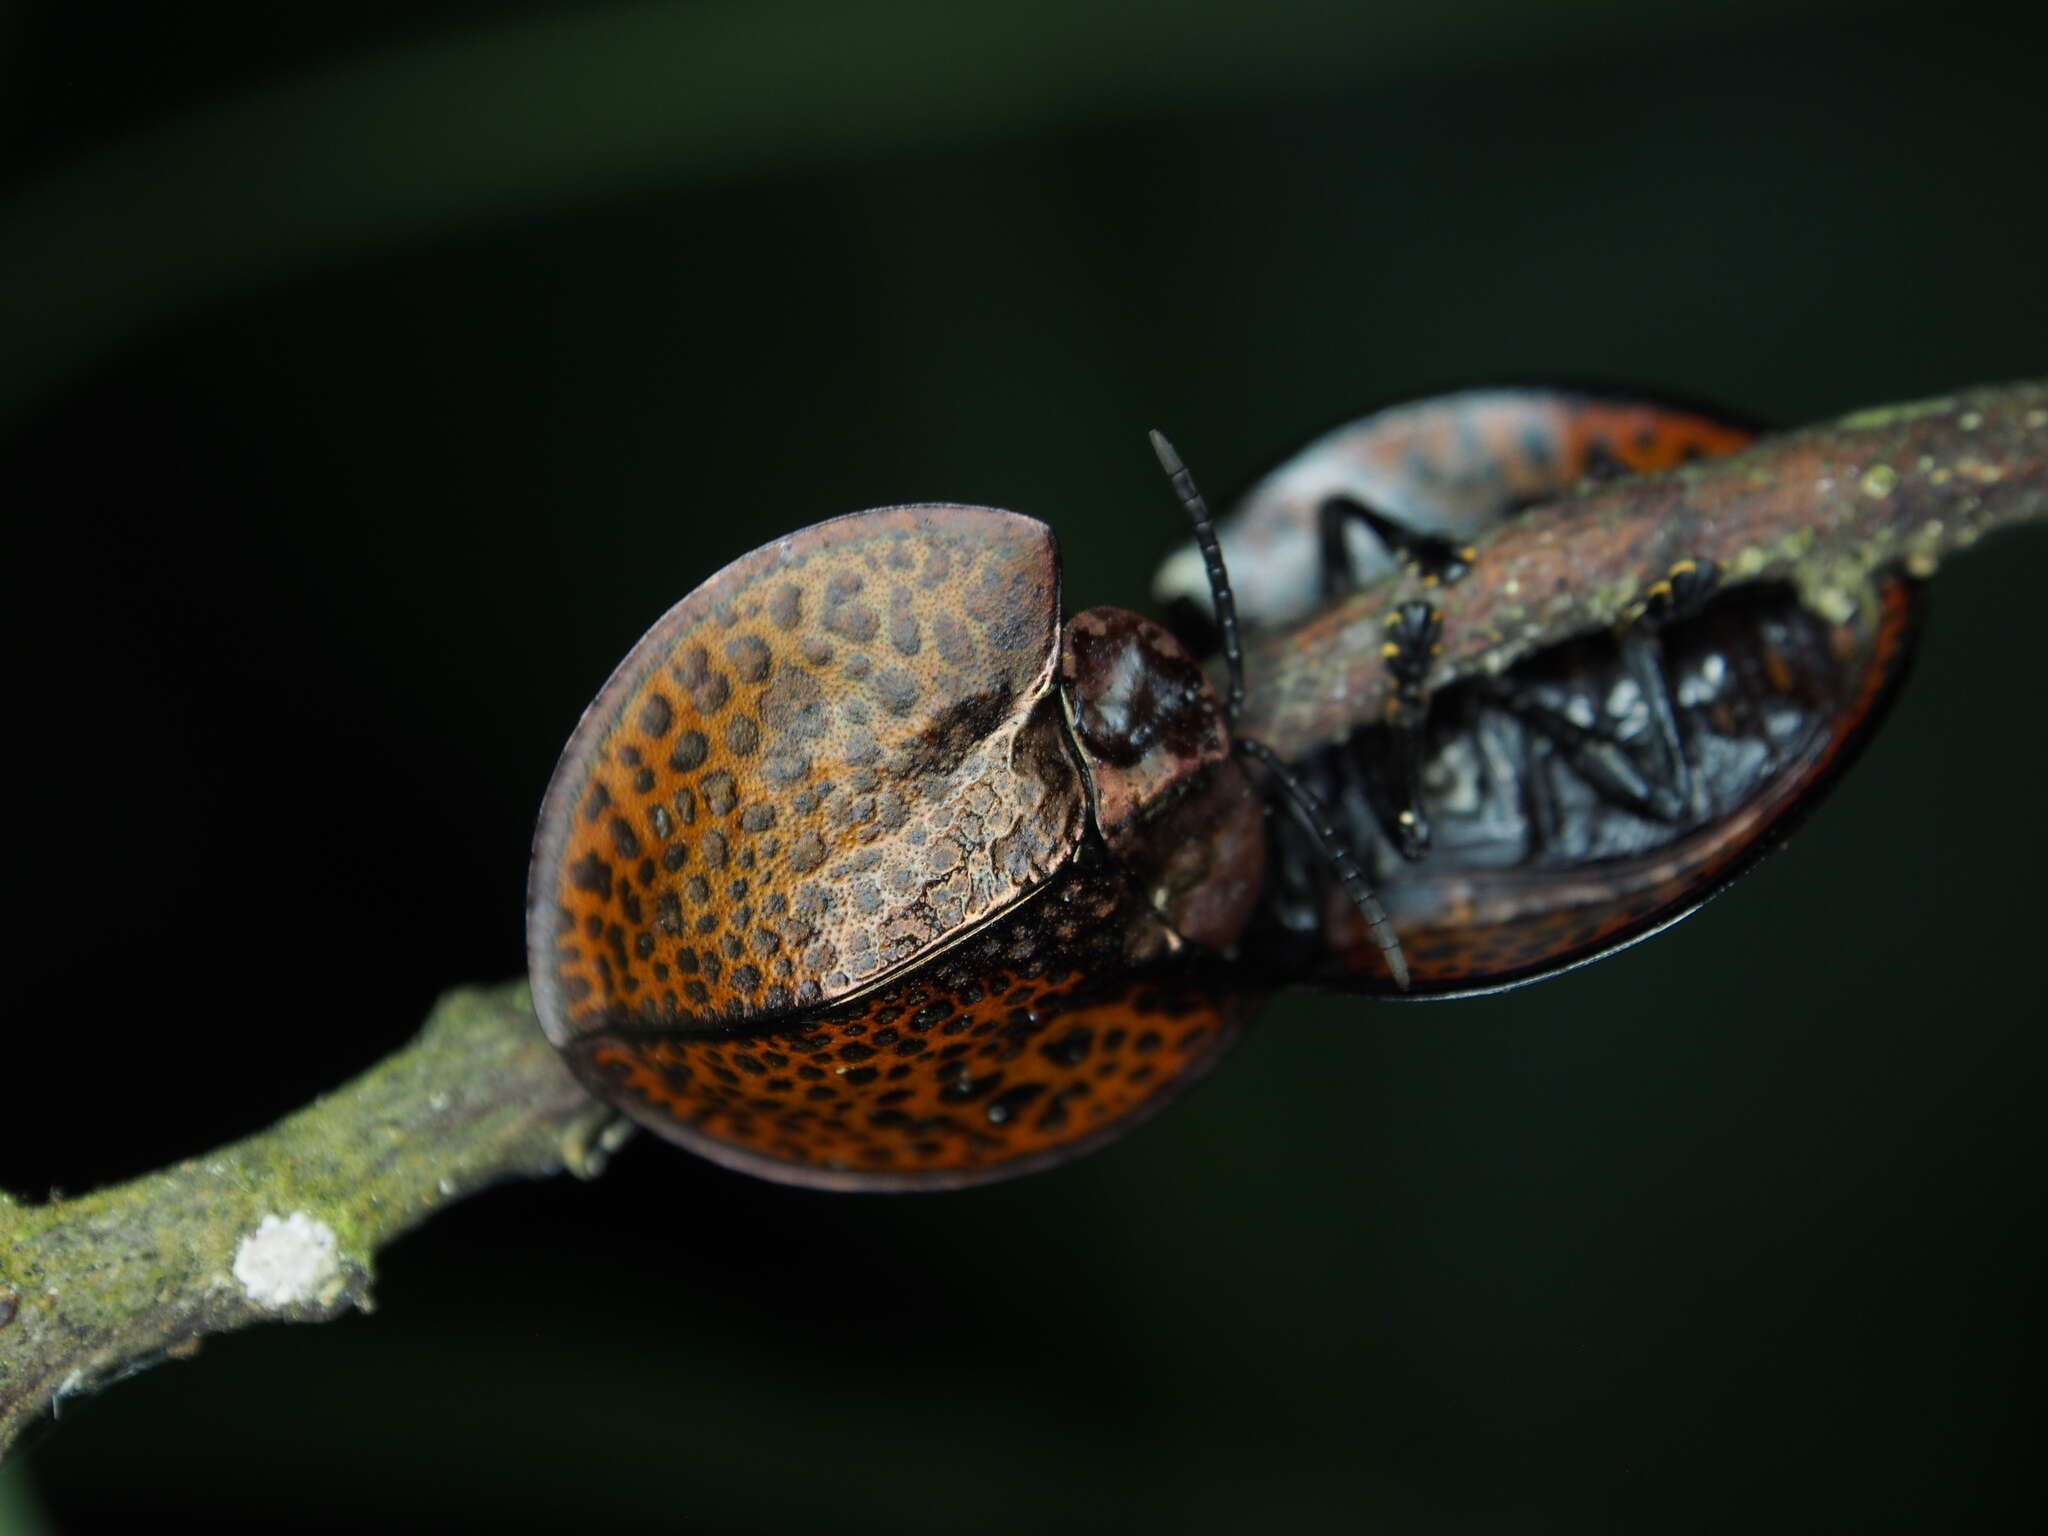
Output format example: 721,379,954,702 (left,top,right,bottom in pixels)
4,1,2046,1530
